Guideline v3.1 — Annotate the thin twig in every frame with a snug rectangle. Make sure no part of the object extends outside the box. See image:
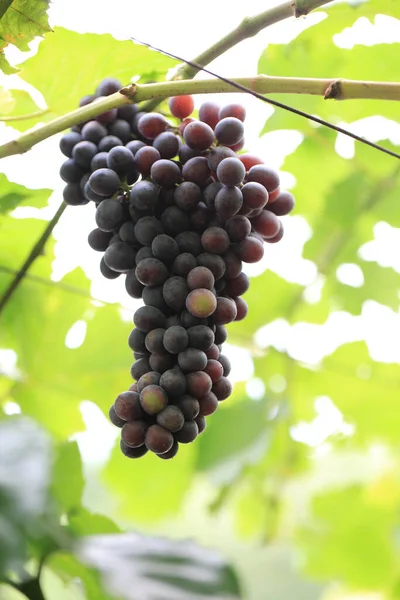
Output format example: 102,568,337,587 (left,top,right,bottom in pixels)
0,108,49,122
0,202,67,317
